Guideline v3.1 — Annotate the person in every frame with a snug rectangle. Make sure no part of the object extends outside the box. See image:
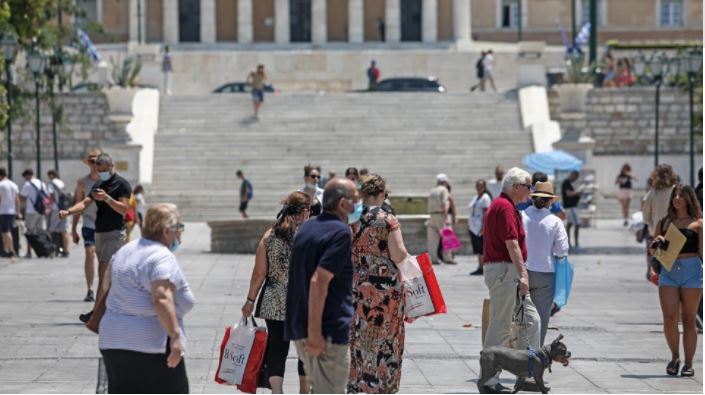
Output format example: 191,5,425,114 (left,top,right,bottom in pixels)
47,170,70,257
487,165,505,201
521,181,569,345
348,175,409,393
695,168,702,210
649,184,702,377
285,177,360,394
470,51,486,92
437,182,459,264
59,153,132,323
133,185,147,231
300,164,324,217
480,167,540,393
643,164,678,238
19,169,49,258
615,163,637,226
481,49,497,92
359,168,370,180
71,149,102,302
516,172,567,221
247,64,267,119
562,170,582,250
427,174,453,265
241,191,310,394
320,169,335,189
468,179,492,276
345,167,360,189
99,203,194,393
615,58,636,87
0,168,20,258
377,17,385,41
602,53,616,88
367,60,380,91
124,192,138,242
236,170,253,219
162,45,173,95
